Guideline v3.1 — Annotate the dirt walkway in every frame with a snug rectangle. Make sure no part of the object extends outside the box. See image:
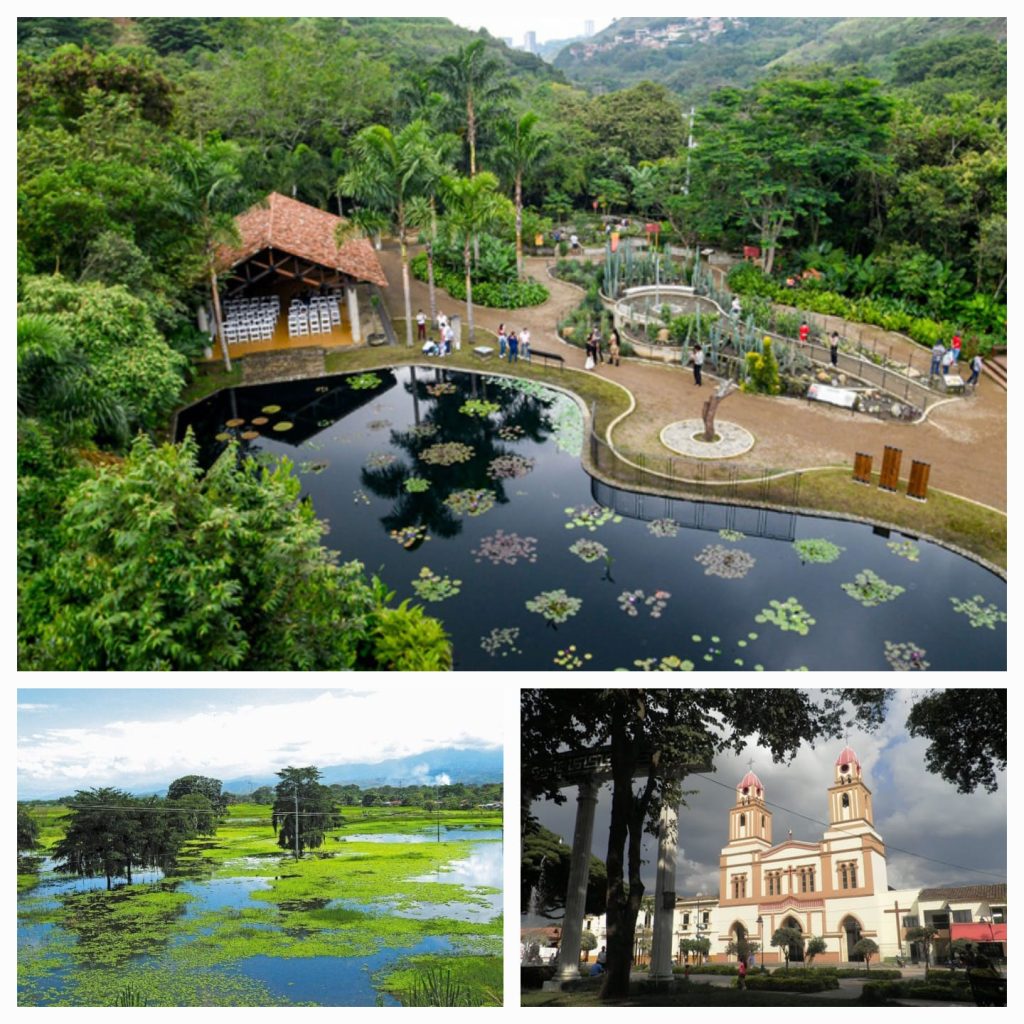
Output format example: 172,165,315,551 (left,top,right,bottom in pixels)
375,247,1006,511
